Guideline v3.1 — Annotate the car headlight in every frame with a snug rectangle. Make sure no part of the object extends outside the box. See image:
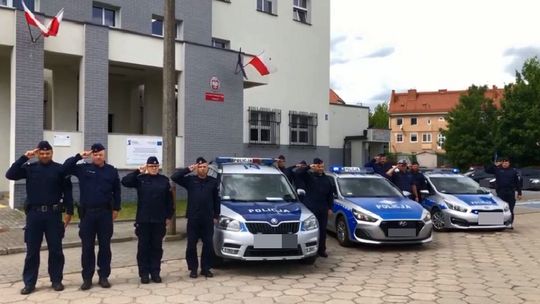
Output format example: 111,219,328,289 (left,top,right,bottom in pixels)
301,215,318,231
443,200,468,213
352,209,378,222
217,216,242,232
422,211,431,222
503,203,510,212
